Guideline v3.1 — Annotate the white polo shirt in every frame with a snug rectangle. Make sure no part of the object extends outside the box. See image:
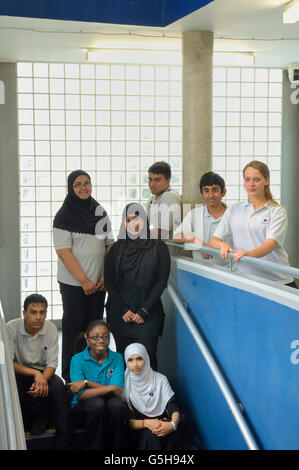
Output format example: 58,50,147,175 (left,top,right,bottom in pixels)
6,318,58,371
146,186,182,239
174,205,229,264
213,200,292,284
